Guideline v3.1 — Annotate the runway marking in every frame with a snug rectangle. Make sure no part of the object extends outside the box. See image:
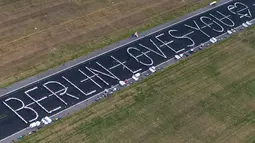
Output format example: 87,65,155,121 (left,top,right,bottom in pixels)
139,39,168,58
85,67,110,86
201,16,225,33
62,76,96,96
155,34,177,53
96,62,120,80
43,82,68,105
228,2,253,19
110,61,127,70
185,20,211,38
168,30,195,48
0,114,7,119
26,87,59,114
185,15,226,38
80,75,97,82
127,48,153,66
26,88,71,107
3,98,38,124
136,50,151,58
209,11,235,27
110,56,142,73
201,23,213,29
66,93,80,100
79,69,102,88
